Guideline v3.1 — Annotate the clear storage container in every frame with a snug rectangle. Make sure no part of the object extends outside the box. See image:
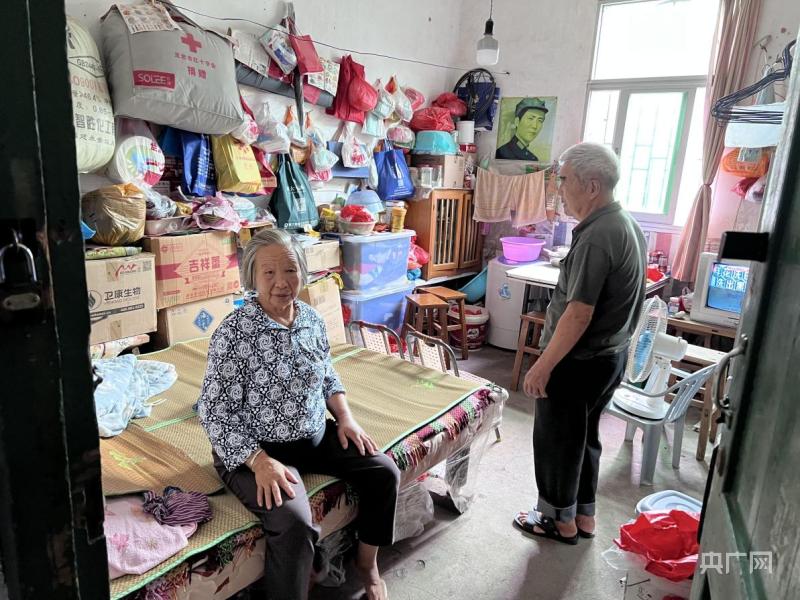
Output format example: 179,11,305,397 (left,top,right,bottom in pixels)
332,229,415,292
340,281,416,332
